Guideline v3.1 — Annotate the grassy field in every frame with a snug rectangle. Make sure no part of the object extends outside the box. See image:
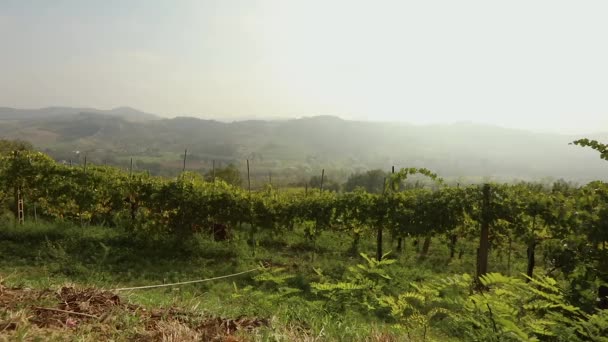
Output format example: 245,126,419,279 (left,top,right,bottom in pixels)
0,219,538,341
